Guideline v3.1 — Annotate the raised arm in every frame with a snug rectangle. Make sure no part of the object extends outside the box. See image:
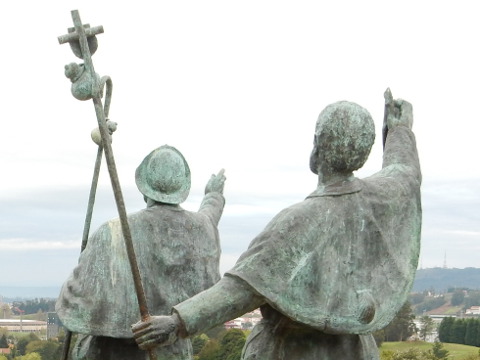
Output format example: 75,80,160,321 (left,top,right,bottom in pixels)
381,90,421,183
198,169,226,226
